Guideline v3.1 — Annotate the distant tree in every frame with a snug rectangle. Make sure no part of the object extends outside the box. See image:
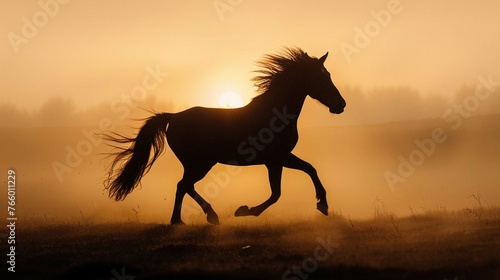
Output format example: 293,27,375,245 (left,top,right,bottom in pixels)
36,97,77,127
0,103,31,127
454,85,500,116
